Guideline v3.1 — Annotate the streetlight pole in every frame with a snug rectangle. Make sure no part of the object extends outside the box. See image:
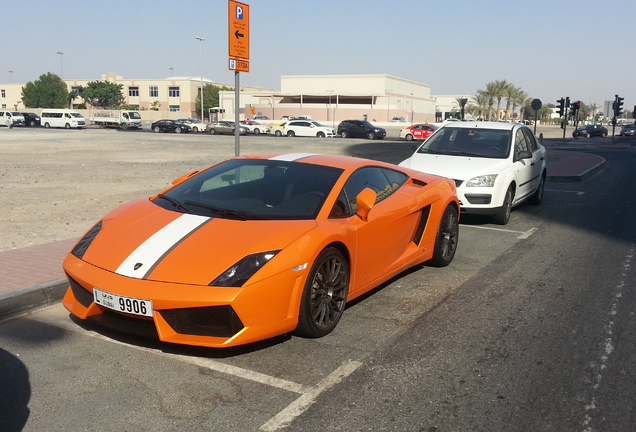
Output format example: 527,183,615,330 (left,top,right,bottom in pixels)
386,89,393,122
9,71,14,83
195,37,205,121
56,51,64,78
169,67,174,77
326,89,334,127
